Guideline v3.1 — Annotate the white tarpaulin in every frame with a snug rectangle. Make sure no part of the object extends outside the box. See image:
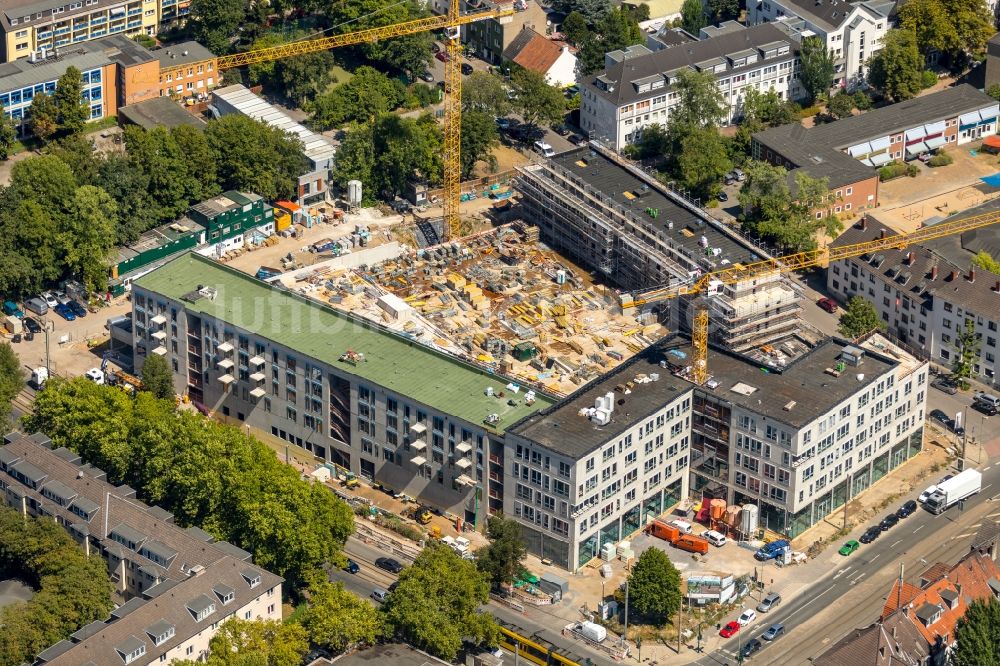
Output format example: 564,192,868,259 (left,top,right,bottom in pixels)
980,104,1000,121
905,127,927,142
848,142,873,157
960,111,981,126
869,136,891,152
923,121,946,136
